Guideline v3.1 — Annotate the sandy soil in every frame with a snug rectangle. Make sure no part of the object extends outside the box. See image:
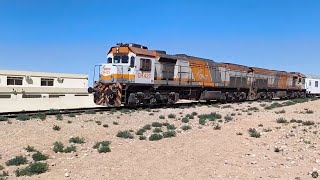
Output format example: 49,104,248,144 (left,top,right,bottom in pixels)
1,99,320,180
